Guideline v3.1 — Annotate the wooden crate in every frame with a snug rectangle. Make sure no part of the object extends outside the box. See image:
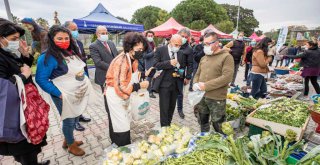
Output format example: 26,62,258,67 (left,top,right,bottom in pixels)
246,110,310,141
